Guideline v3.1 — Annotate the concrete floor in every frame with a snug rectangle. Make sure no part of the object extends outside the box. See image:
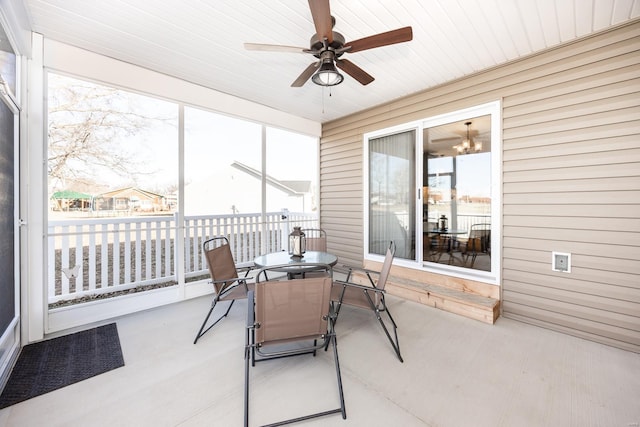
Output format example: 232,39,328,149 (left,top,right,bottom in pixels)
1,292,639,427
